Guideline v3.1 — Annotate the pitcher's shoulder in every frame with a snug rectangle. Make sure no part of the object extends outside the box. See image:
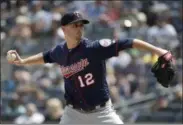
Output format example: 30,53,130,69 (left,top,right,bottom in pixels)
82,38,98,46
